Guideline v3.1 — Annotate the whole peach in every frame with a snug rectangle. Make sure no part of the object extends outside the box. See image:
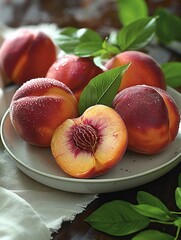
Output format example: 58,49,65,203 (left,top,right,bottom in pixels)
105,51,166,91
9,77,78,147
113,85,180,154
46,55,103,101
51,104,128,178
0,29,57,85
